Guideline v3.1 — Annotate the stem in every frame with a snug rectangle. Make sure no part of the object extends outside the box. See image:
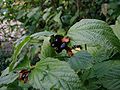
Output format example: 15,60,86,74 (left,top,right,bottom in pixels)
85,44,87,50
